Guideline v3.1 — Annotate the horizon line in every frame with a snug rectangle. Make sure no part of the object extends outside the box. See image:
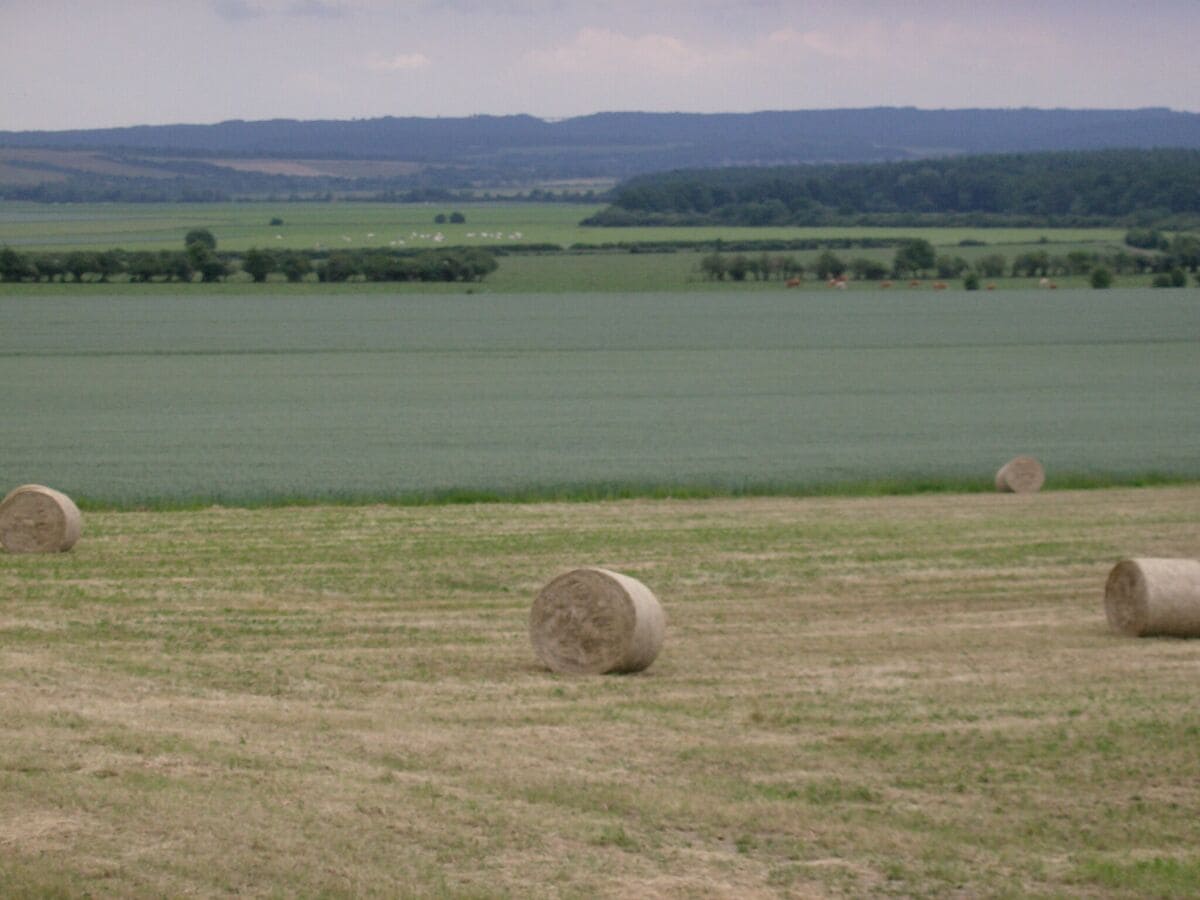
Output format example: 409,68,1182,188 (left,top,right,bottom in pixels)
3,105,1194,136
